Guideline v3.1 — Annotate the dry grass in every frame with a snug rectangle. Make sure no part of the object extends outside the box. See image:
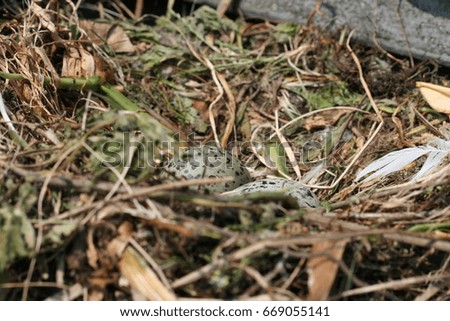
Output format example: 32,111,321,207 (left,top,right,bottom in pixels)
0,0,449,300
